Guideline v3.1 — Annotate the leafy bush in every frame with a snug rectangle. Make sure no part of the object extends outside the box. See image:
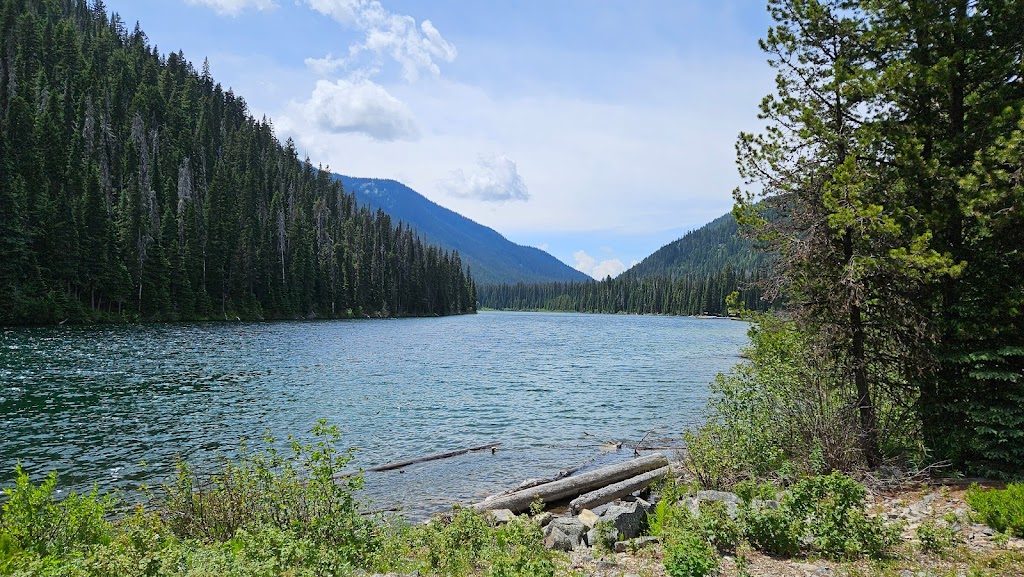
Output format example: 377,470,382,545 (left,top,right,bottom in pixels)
415,507,555,577
916,517,962,557
740,505,801,557
663,529,719,577
967,483,1024,536
685,315,922,488
0,463,114,557
160,420,373,557
696,500,741,553
734,479,778,506
785,472,900,559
